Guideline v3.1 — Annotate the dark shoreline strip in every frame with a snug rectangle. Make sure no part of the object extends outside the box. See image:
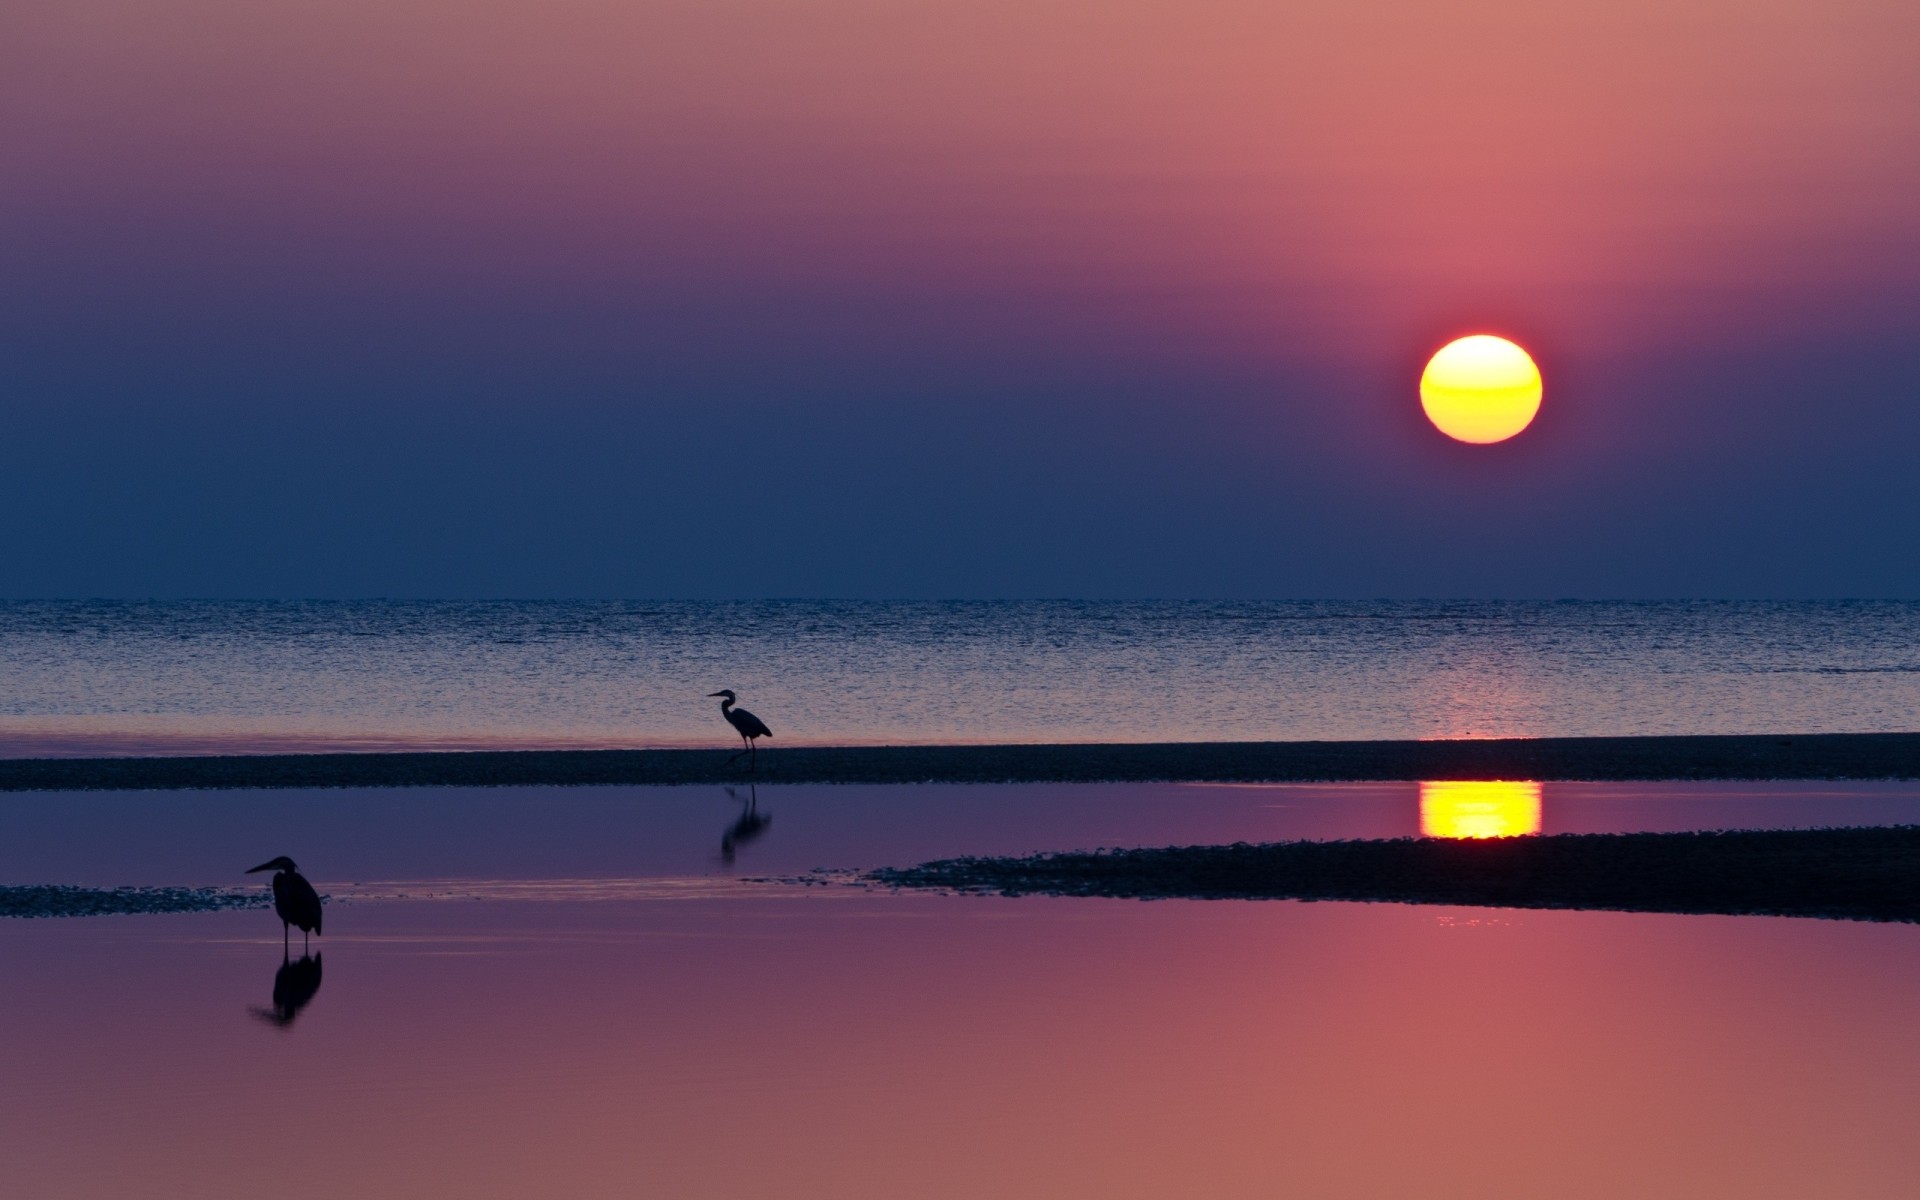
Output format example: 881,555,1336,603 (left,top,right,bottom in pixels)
867,826,1920,922
1,732,1919,791
0,885,264,918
